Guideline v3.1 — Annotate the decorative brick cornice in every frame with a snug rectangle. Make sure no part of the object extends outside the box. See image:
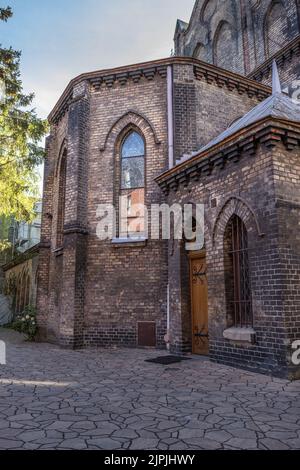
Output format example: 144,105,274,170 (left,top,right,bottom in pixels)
48,57,271,125
51,91,73,125
90,65,167,91
194,65,269,100
156,118,300,195
249,35,300,83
